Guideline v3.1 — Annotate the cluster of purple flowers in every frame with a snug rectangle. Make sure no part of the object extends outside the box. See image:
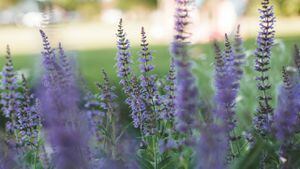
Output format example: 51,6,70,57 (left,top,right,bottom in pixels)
1,0,300,168
0,45,41,149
